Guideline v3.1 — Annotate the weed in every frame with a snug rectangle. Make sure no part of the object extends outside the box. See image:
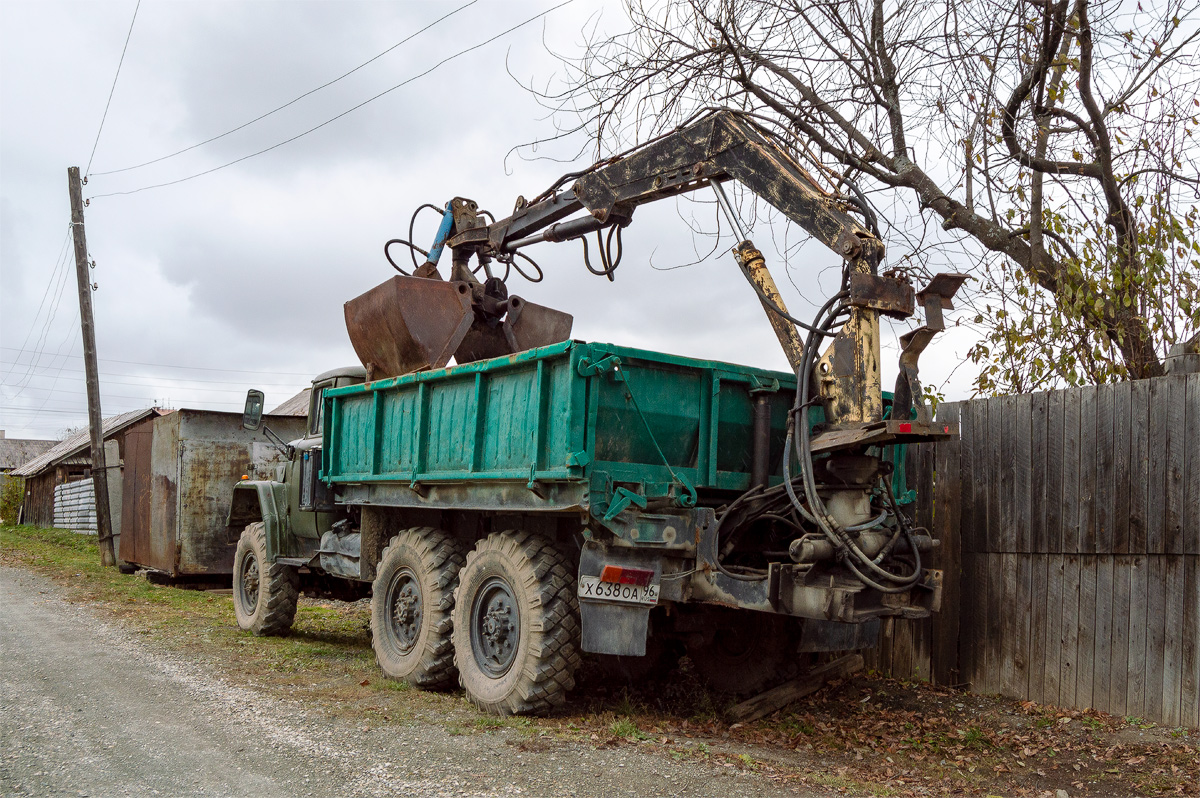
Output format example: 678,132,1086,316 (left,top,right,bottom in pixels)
475,716,507,730
378,680,411,692
609,718,646,739
736,753,758,771
962,726,988,748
